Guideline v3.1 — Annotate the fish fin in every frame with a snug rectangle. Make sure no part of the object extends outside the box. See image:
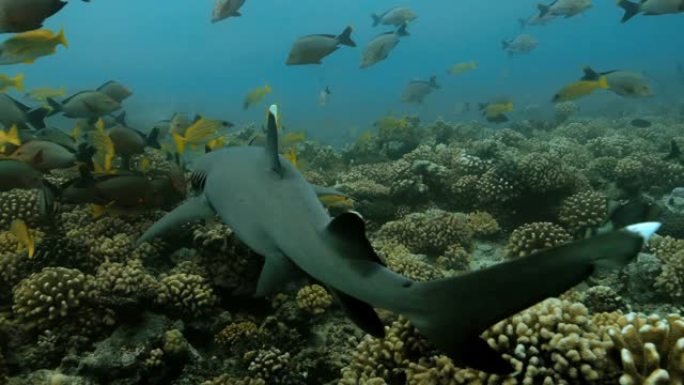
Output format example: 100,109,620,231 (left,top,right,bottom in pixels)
114,111,126,126
501,40,510,50
617,0,640,23
403,230,644,374
56,27,68,47
255,253,304,297
136,195,216,246
10,219,34,259
537,3,551,17
397,23,409,37
337,26,356,47
12,73,24,92
32,149,44,165
38,180,59,220
266,104,282,175
328,288,385,338
46,98,63,116
371,13,381,27
665,139,681,161
326,212,385,265
429,75,439,89
146,127,161,149
172,132,187,155
518,18,527,29
232,11,241,16
581,66,601,81
6,125,21,146
27,107,49,129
